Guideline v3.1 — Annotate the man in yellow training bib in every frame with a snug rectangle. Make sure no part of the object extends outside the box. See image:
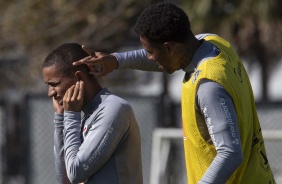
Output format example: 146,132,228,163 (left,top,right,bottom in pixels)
74,2,276,184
